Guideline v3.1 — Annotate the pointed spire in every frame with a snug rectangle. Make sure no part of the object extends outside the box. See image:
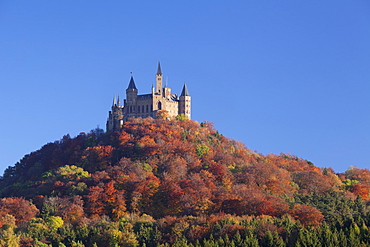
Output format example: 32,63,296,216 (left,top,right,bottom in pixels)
157,61,162,75
113,95,117,106
117,94,120,106
127,73,137,90
180,83,190,96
